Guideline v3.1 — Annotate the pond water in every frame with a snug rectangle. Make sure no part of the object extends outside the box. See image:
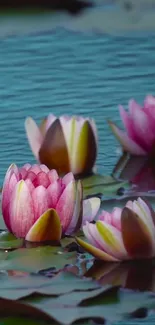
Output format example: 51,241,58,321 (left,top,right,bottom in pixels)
0,21,155,325
0,31,155,185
